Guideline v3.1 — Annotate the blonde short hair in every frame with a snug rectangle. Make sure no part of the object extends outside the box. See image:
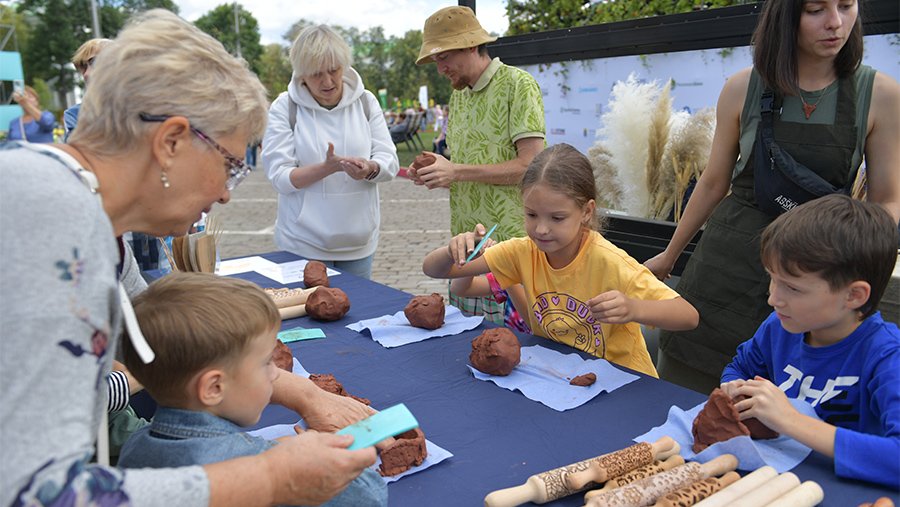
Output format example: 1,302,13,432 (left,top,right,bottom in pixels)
71,38,112,72
289,25,352,78
123,272,281,406
69,9,268,156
